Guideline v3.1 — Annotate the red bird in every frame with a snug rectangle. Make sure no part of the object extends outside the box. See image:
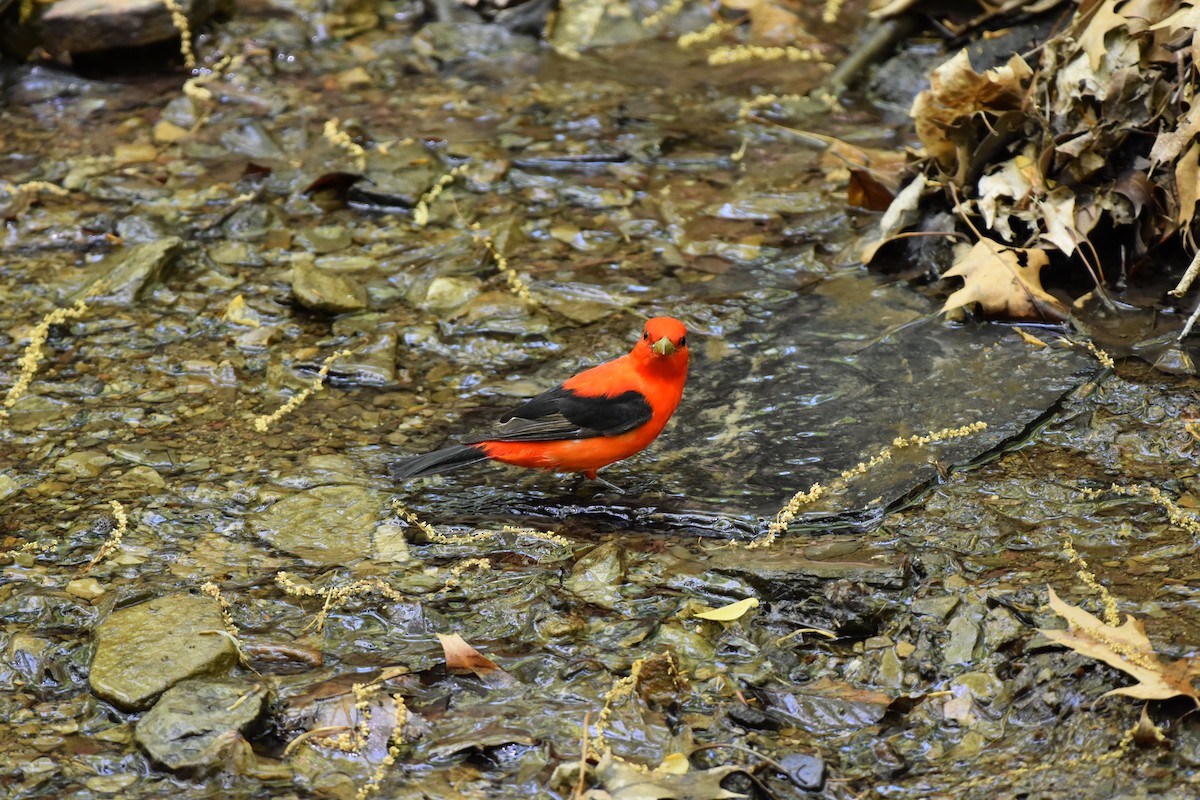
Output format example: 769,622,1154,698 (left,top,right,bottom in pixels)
391,317,689,486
